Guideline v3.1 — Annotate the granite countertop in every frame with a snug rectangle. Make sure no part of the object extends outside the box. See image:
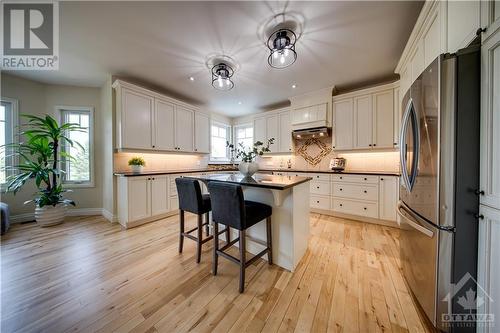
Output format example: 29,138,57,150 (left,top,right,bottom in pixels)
184,173,312,190
114,168,399,177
